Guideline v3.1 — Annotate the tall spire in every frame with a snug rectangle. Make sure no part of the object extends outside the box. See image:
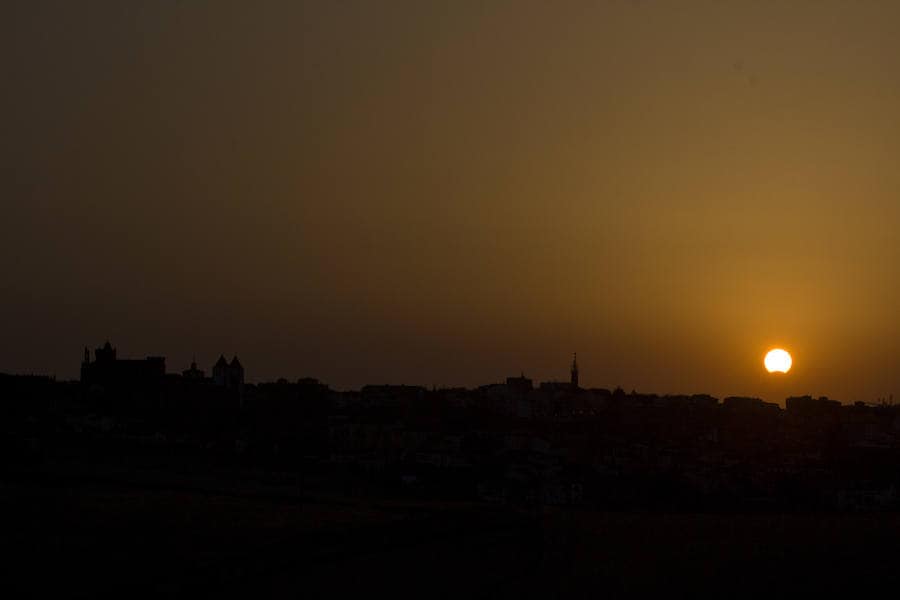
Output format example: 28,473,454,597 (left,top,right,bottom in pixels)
571,353,579,389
